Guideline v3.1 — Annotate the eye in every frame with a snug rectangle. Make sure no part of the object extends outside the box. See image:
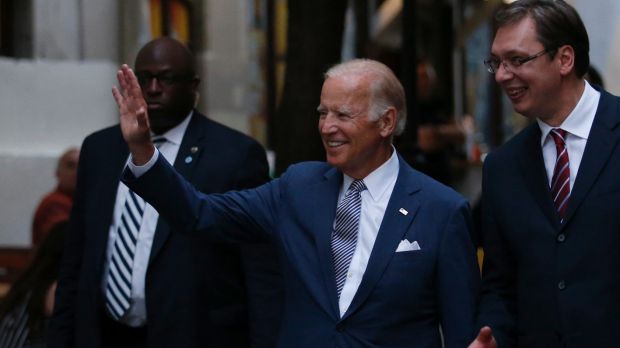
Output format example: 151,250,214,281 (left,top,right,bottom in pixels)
135,73,150,85
487,58,500,67
509,56,527,66
484,58,500,73
158,74,176,85
337,112,352,119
